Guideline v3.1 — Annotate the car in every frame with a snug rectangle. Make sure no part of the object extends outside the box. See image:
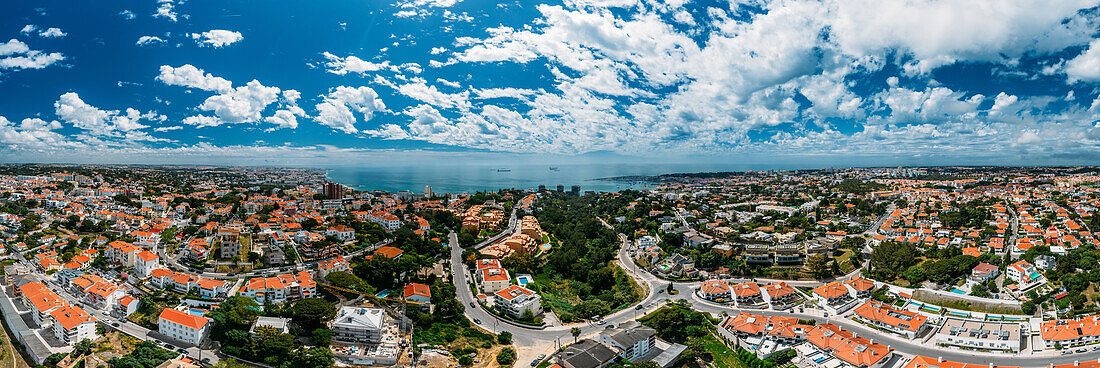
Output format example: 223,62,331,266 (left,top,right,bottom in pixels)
531,360,540,367
1077,348,1088,353
537,354,546,360
1062,350,1073,355
605,325,613,329
178,348,187,353
597,320,606,325
1093,346,1100,351
111,322,120,327
470,302,477,308
473,318,482,325
635,305,643,310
